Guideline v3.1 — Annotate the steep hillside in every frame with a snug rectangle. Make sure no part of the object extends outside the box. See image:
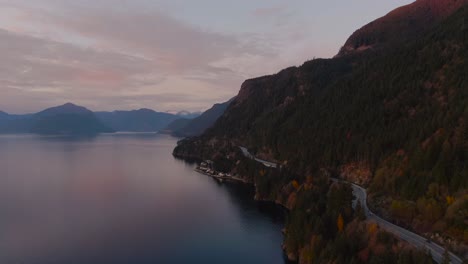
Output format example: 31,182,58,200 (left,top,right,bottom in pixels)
172,98,234,137
339,0,468,56
174,3,468,261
